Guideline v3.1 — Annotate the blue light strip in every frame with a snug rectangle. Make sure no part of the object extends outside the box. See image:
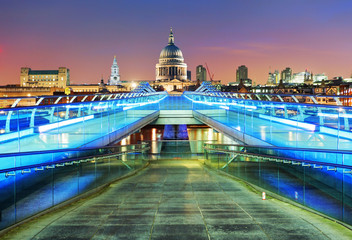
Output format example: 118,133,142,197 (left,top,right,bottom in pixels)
320,126,352,140
259,114,317,131
0,128,34,142
38,115,95,133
